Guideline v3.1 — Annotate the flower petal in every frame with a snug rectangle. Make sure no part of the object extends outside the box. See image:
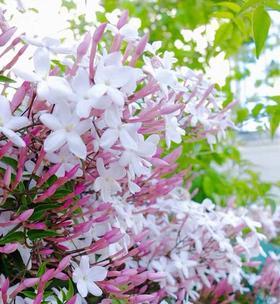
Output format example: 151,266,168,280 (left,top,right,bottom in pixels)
100,128,118,149
72,68,90,95
77,280,88,298
44,130,66,152
87,282,103,297
33,47,50,78
89,266,108,282
5,117,29,130
40,113,62,131
1,127,25,147
67,132,87,159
